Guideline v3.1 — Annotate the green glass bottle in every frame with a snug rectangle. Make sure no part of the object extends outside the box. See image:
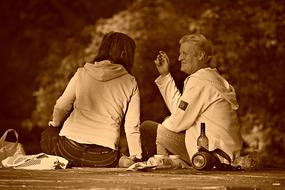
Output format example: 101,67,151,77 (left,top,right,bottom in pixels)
197,122,209,150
